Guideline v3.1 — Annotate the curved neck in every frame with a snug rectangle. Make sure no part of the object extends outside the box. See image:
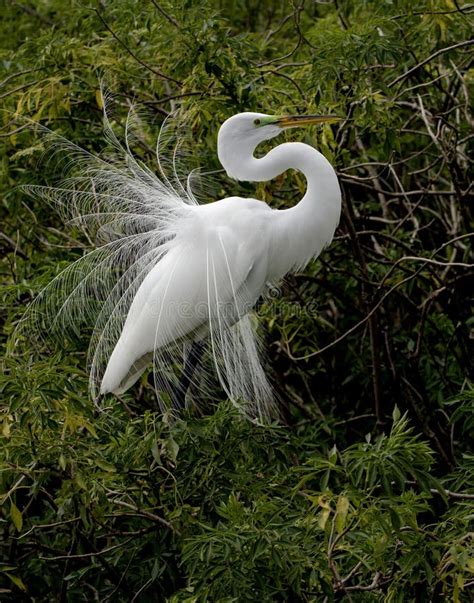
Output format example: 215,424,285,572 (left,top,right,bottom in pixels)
237,141,338,205
219,140,342,276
